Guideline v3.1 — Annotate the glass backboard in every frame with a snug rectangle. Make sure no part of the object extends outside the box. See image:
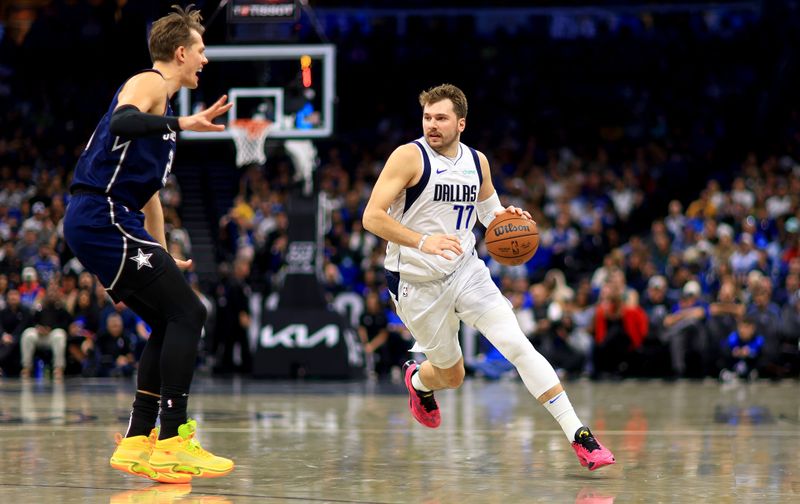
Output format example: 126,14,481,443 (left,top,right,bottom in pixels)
178,44,335,140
